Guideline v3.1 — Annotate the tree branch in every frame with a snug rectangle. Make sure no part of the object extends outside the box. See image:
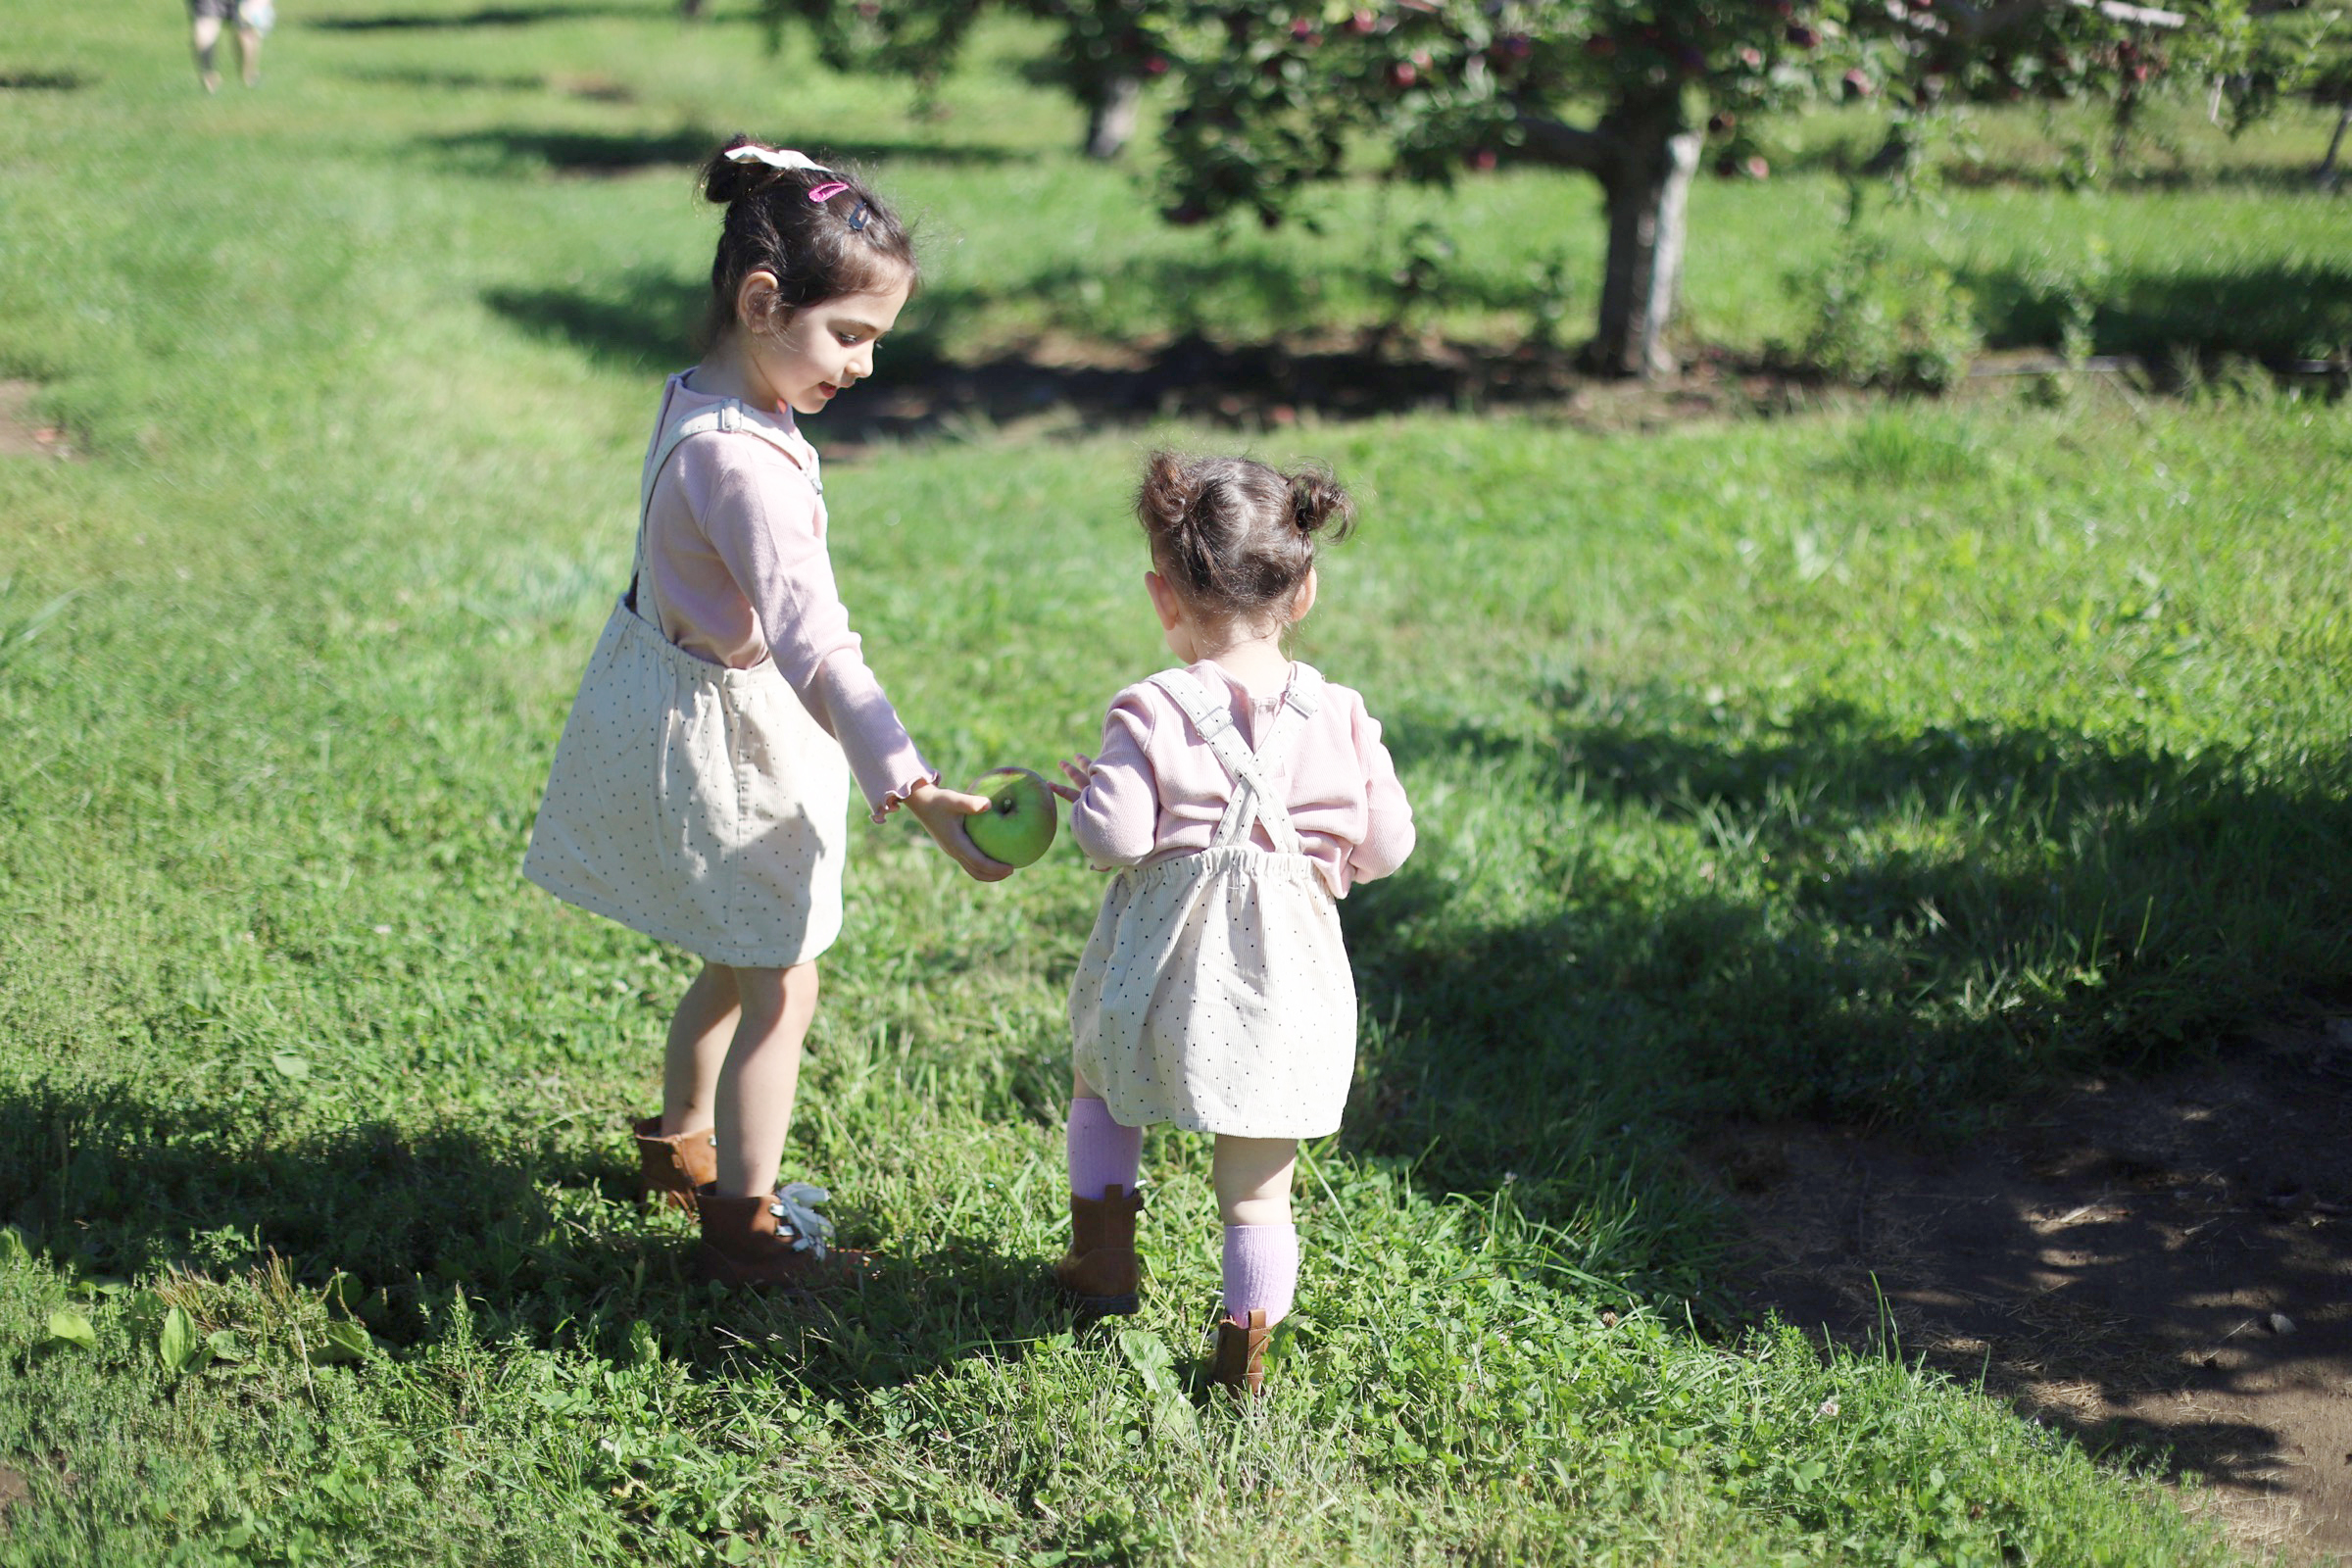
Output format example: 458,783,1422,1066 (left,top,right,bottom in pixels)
1932,0,2185,37
1509,113,1620,173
